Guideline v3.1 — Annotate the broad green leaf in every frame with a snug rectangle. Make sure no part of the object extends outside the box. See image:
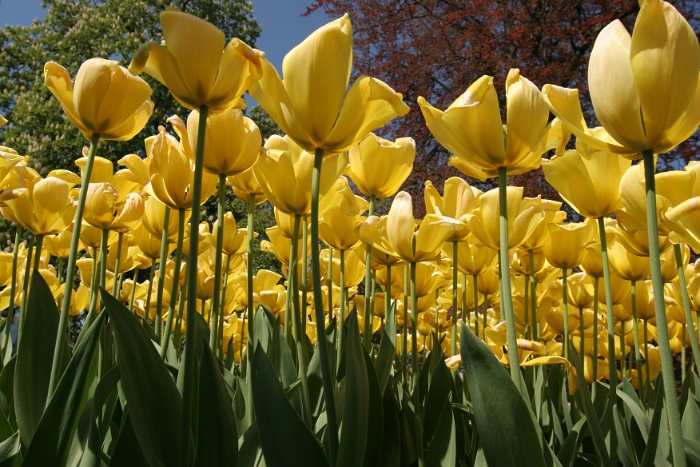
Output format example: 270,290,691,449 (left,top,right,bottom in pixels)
337,311,369,467
101,289,182,467
556,417,586,466
362,349,384,467
23,311,105,466
374,329,395,395
459,323,546,467
251,345,329,467
238,421,263,467
569,350,610,466
0,432,20,464
195,341,238,467
685,437,700,467
682,396,700,441
0,357,15,428
425,400,456,467
14,273,68,446
422,357,453,446
399,402,418,466
109,413,148,466
640,383,669,467
612,404,637,467
377,386,401,467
